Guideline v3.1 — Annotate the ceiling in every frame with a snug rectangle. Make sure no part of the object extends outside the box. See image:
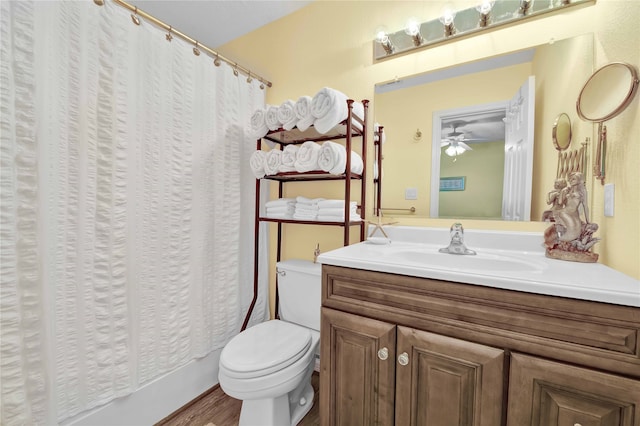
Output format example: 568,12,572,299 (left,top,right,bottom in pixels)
129,0,313,48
